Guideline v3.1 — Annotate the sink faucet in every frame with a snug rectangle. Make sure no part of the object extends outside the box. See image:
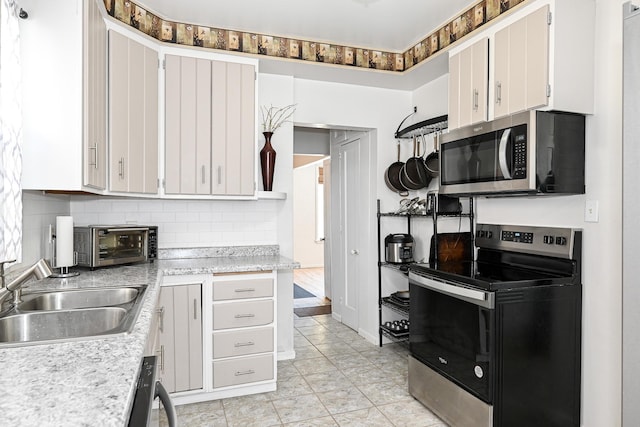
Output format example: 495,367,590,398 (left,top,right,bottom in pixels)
0,259,53,307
